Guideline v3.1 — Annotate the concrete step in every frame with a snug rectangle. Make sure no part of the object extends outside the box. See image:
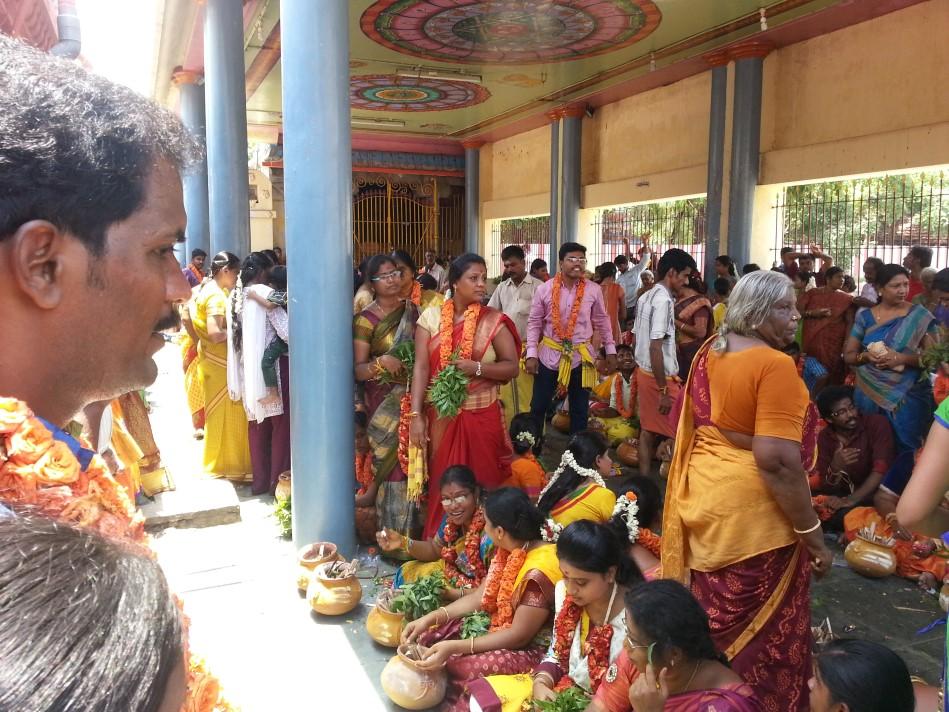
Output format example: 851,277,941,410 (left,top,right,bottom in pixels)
142,475,241,531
